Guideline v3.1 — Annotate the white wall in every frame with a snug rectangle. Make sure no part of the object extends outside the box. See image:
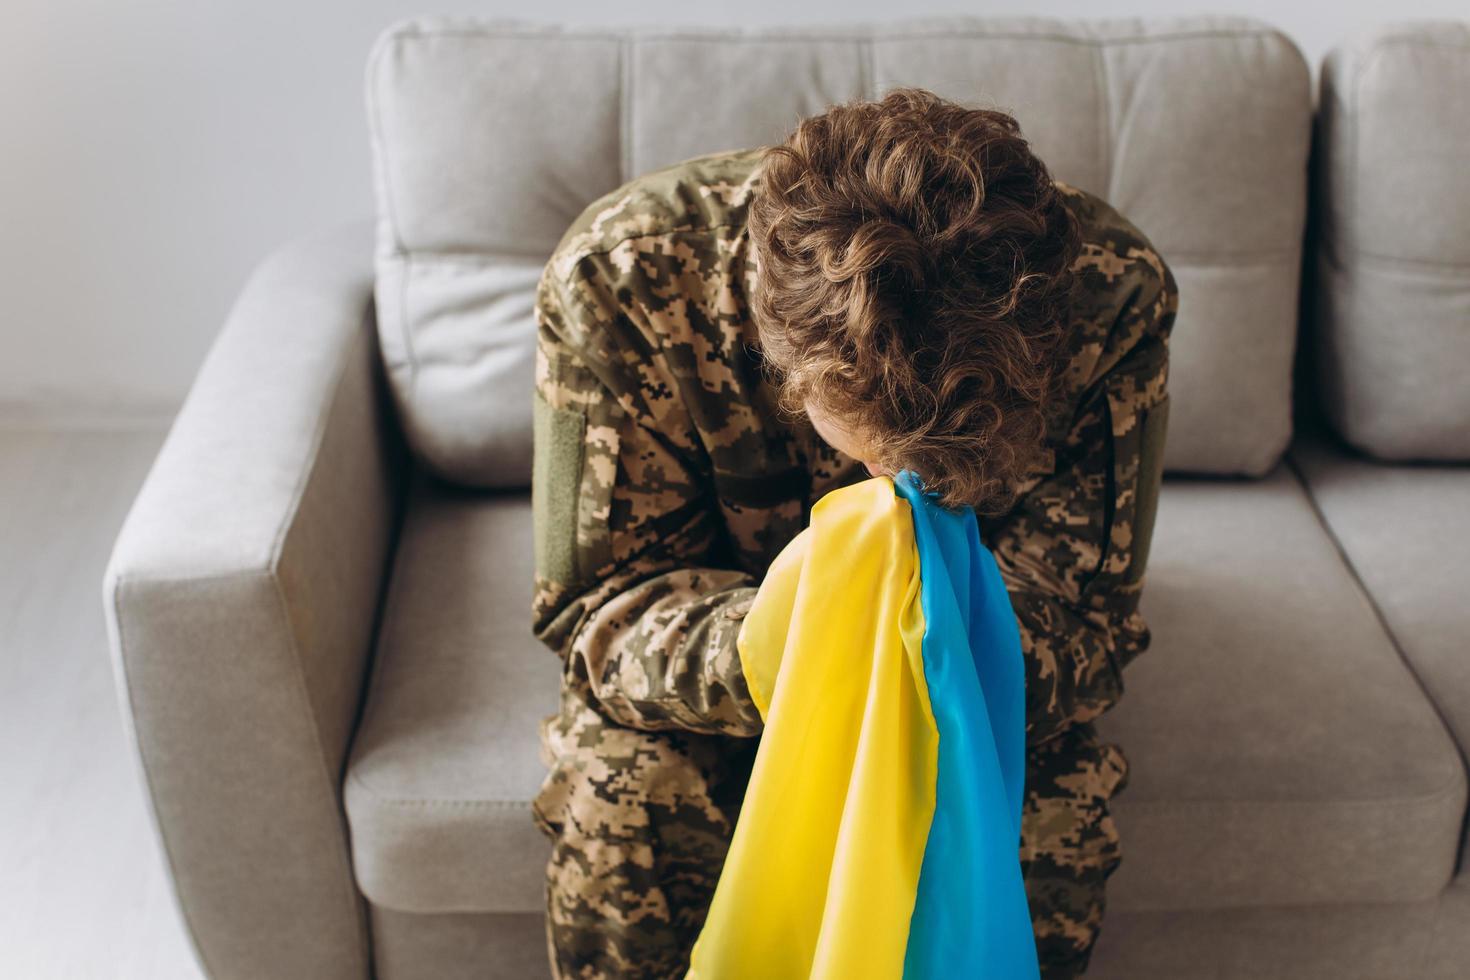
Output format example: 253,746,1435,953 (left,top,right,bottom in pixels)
2,1,1465,424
